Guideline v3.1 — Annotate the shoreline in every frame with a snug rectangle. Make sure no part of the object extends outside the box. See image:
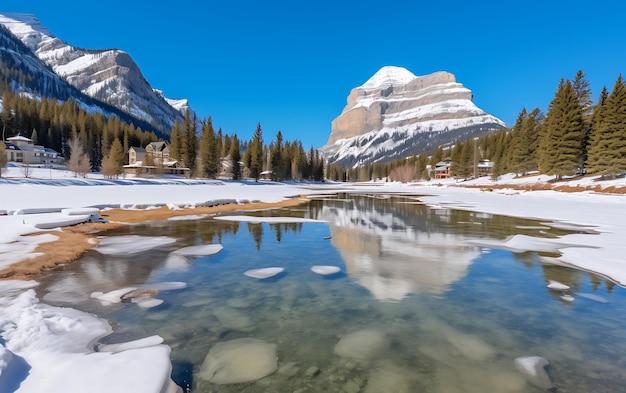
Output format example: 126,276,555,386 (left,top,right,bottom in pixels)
0,197,310,280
